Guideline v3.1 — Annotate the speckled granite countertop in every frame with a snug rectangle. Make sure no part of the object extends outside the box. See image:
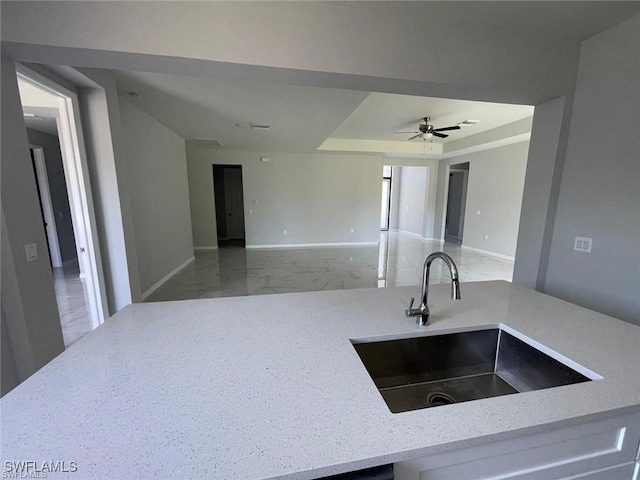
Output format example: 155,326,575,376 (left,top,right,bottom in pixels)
2,281,639,479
